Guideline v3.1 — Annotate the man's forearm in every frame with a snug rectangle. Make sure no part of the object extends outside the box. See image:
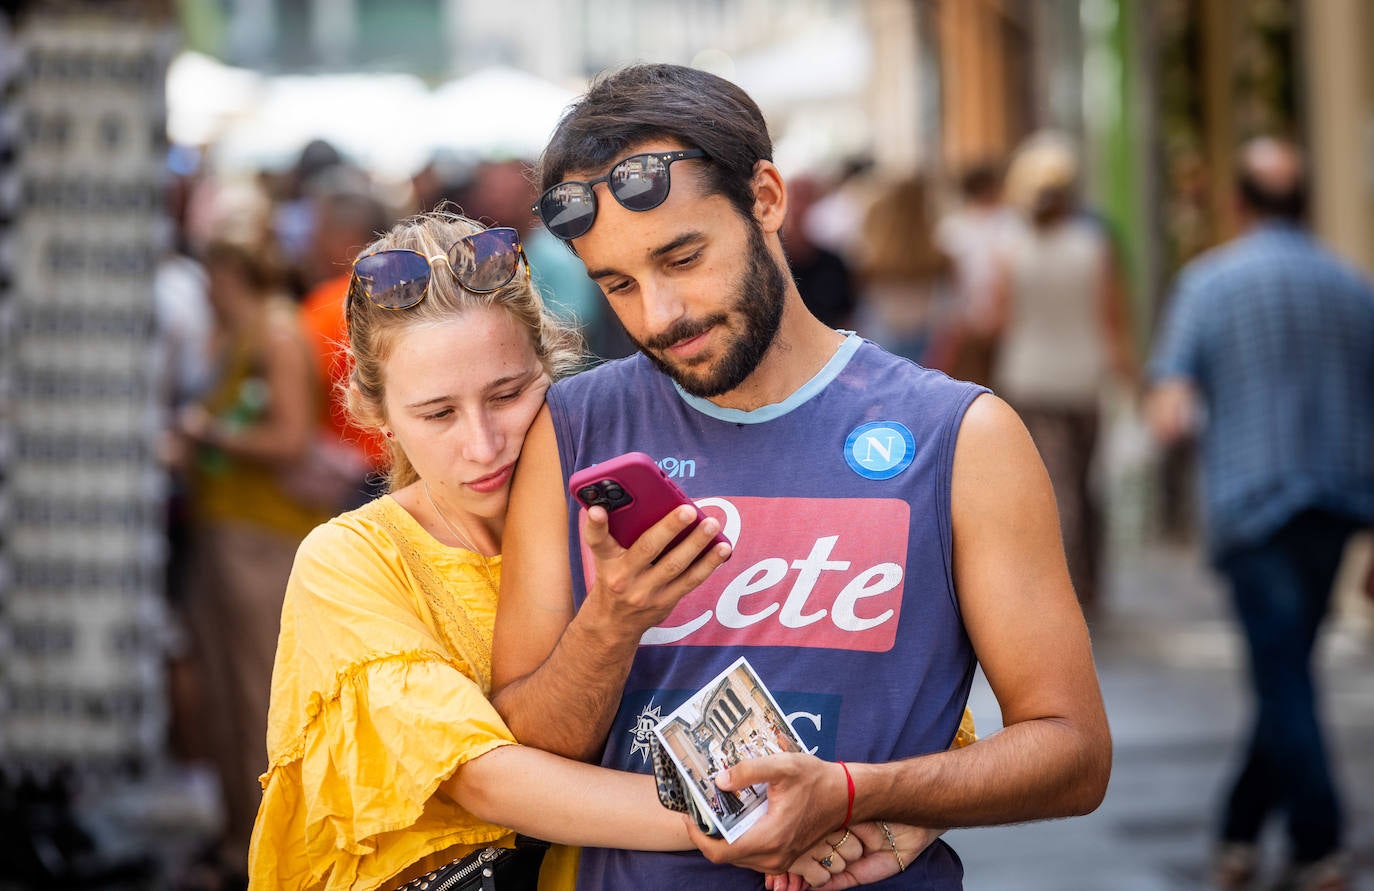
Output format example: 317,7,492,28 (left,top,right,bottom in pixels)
491,611,643,762
850,716,1111,828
